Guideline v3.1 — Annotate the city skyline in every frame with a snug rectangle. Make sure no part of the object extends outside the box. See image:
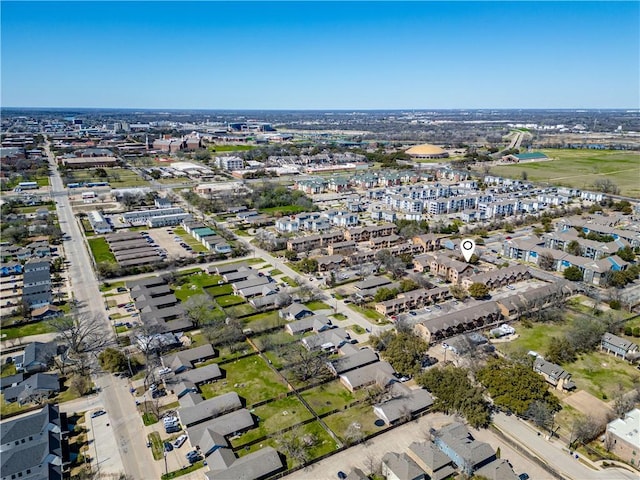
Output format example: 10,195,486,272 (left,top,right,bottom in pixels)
2,1,639,110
